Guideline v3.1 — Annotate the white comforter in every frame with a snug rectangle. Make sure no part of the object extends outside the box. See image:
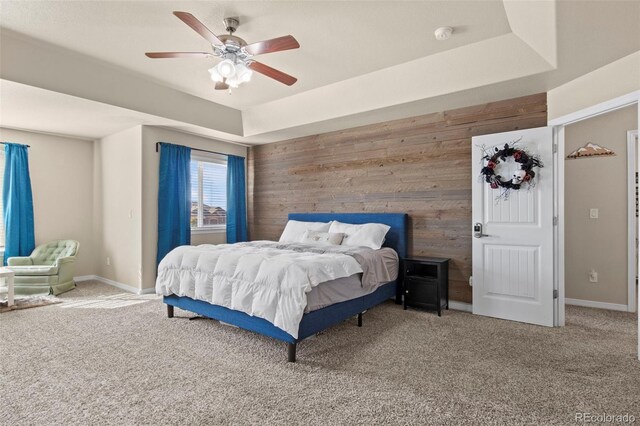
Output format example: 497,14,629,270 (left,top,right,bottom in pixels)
156,241,364,338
